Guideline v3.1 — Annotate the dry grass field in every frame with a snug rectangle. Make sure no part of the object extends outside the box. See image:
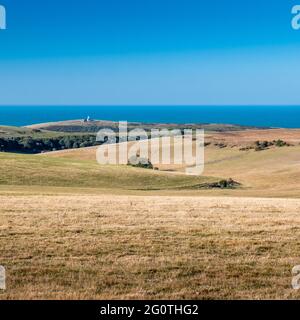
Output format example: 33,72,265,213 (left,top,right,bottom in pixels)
1,194,300,300
1,128,300,299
